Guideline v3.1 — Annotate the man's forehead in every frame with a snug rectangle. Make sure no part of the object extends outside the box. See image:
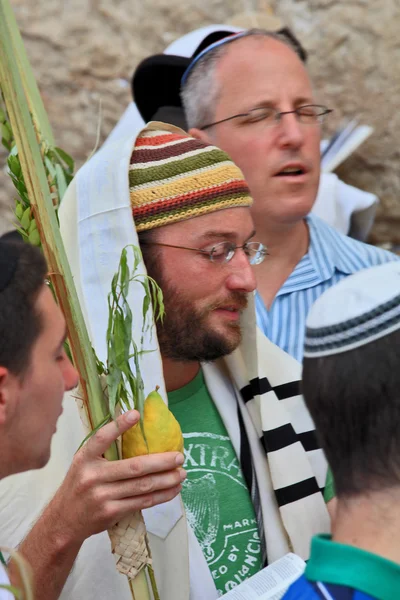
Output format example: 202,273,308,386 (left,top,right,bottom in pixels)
215,35,311,96
219,34,303,67
216,37,313,111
